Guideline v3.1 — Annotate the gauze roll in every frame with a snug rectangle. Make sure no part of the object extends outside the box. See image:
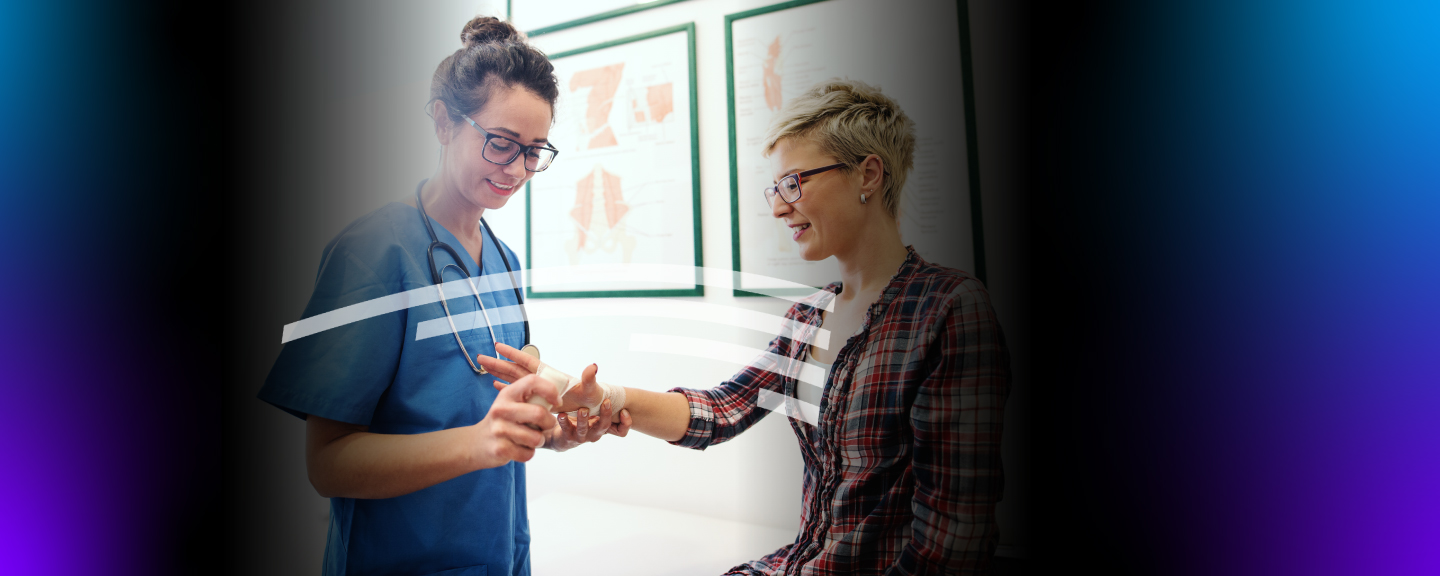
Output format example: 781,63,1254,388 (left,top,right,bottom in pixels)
525,362,577,412
522,362,625,414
